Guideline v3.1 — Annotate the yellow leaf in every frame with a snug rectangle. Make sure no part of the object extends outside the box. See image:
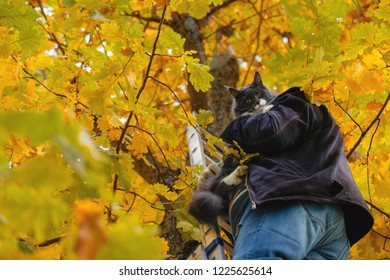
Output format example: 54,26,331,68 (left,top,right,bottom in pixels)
150,183,179,201
8,134,36,163
126,131,149,156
